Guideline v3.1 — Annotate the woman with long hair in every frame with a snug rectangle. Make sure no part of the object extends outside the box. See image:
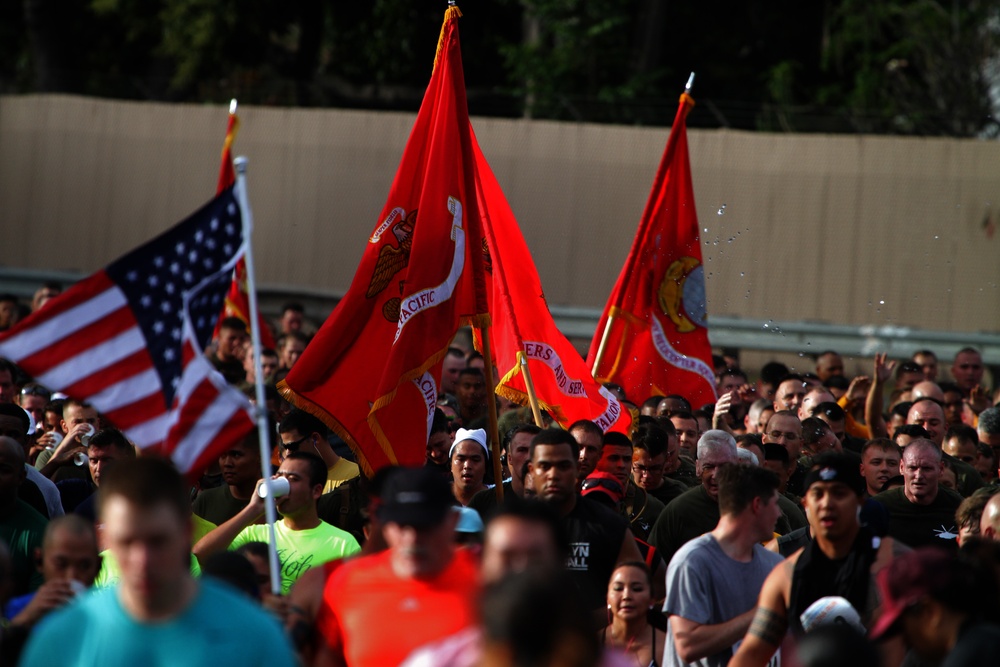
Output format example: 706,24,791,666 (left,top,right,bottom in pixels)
600,561,664,667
